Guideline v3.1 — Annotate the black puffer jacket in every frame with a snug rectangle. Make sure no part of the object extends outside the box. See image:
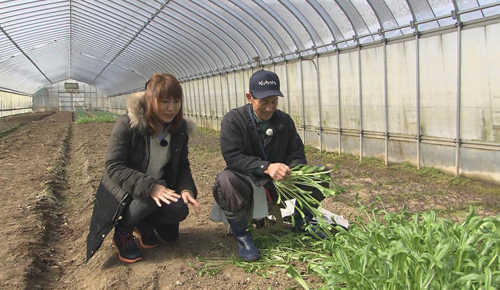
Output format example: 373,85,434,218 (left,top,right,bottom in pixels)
86,93,197,262
220,103,307,186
